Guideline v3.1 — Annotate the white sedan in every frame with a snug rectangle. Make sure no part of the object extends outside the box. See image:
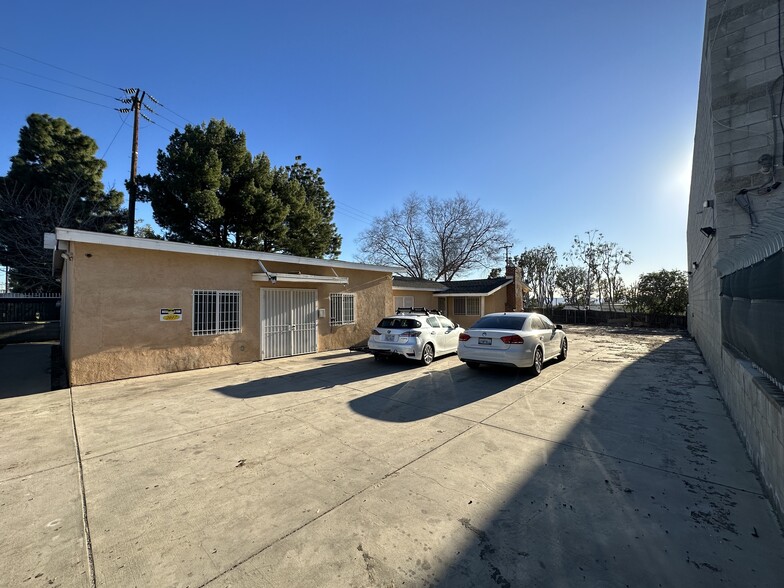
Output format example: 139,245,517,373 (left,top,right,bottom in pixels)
457,312,567,375
368,308,464,366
